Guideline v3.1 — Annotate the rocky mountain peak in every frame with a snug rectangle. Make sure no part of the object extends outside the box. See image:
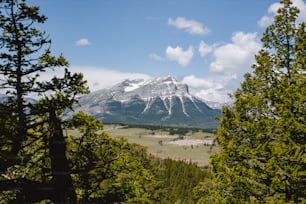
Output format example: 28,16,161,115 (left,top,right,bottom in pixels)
75,76,221,128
